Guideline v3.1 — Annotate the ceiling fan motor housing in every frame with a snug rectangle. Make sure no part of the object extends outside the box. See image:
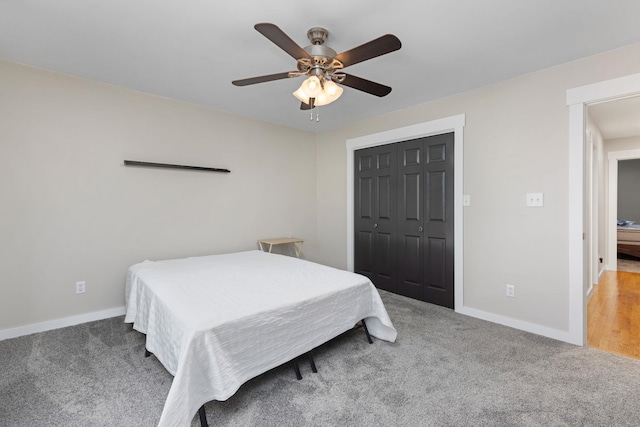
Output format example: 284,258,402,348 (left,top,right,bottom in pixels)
303,44,338,63
299,28,343,77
